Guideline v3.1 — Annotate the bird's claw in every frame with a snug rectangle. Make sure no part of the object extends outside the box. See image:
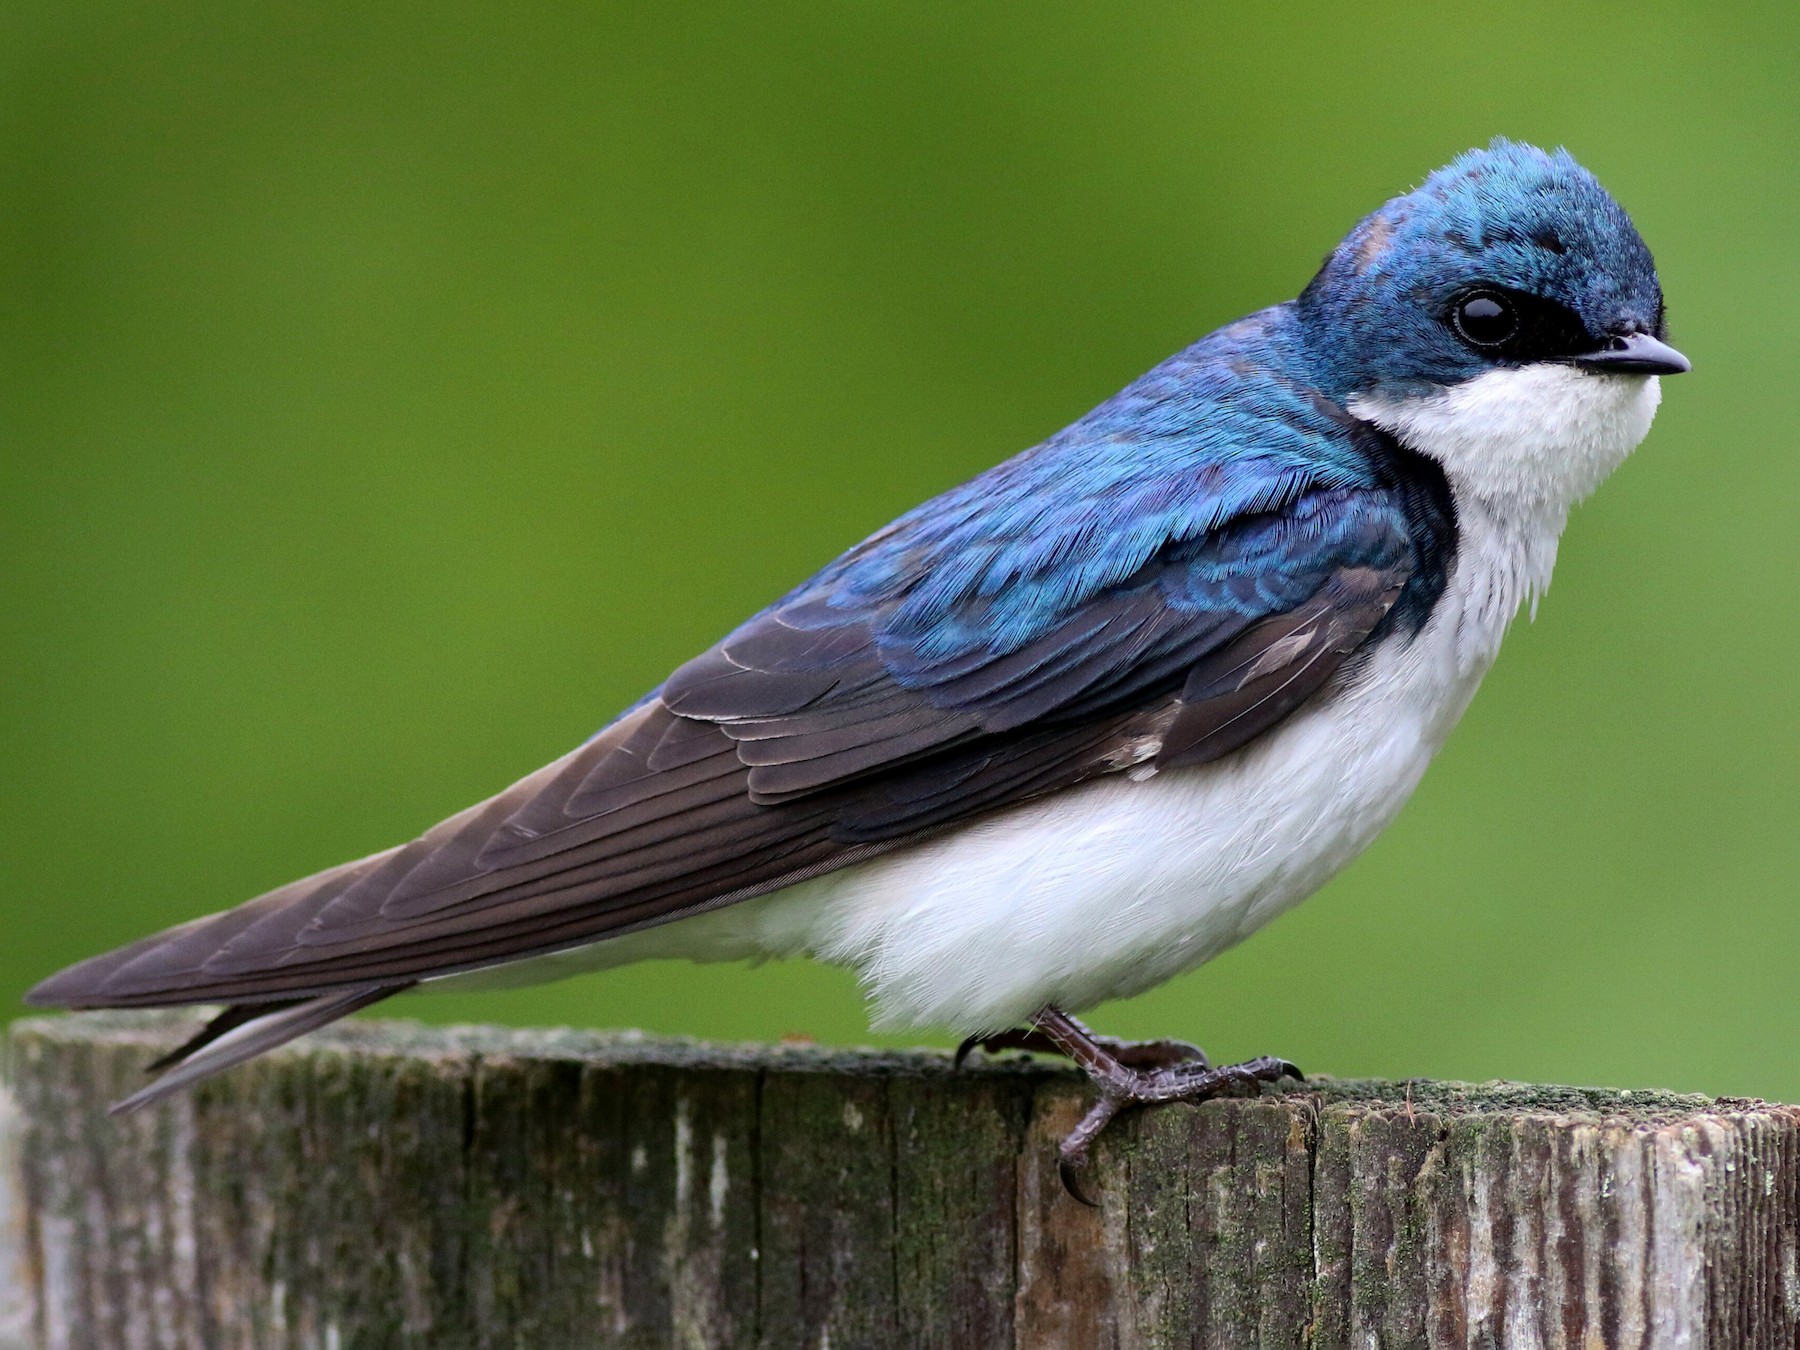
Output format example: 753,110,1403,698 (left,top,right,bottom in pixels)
1054,1053,1303,1204
1058,1154,1101,1208
953,1010,1296,1205
953,1027,1062,1069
